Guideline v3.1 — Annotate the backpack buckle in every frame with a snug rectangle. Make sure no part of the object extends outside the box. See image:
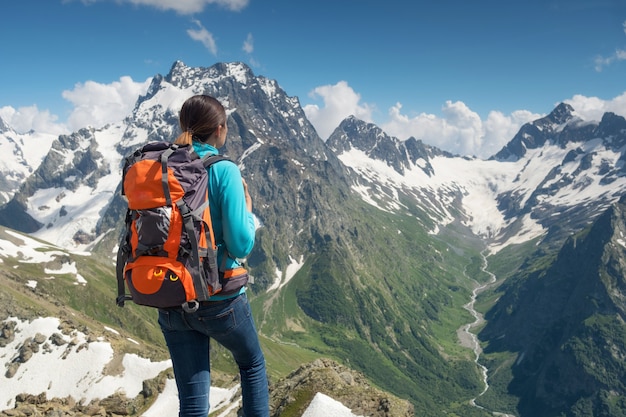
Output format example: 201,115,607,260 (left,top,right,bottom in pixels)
182,300,199,313
116,294,133,307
